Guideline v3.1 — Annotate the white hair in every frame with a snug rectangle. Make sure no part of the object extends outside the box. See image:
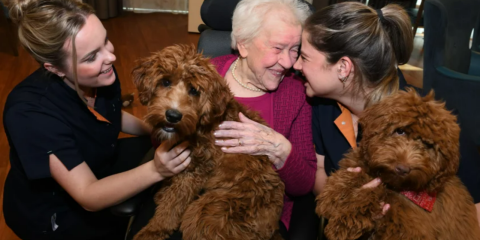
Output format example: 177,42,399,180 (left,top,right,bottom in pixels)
231,0,312,50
